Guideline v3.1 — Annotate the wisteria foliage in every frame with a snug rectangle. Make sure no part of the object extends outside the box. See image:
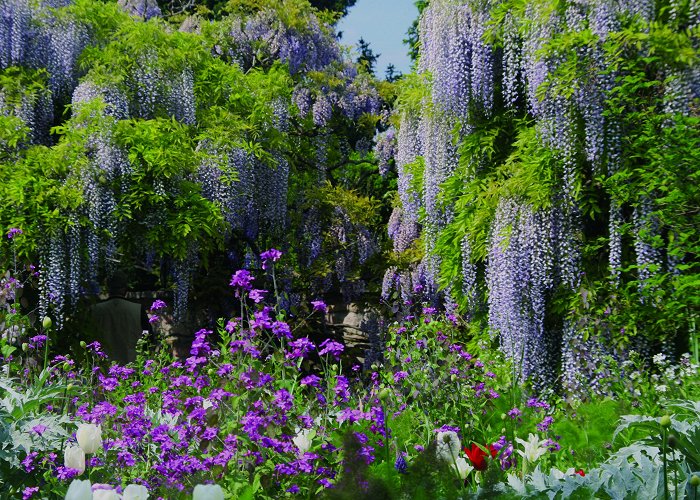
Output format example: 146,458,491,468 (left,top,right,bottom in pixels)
387,0,700,393
0,0,385,327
